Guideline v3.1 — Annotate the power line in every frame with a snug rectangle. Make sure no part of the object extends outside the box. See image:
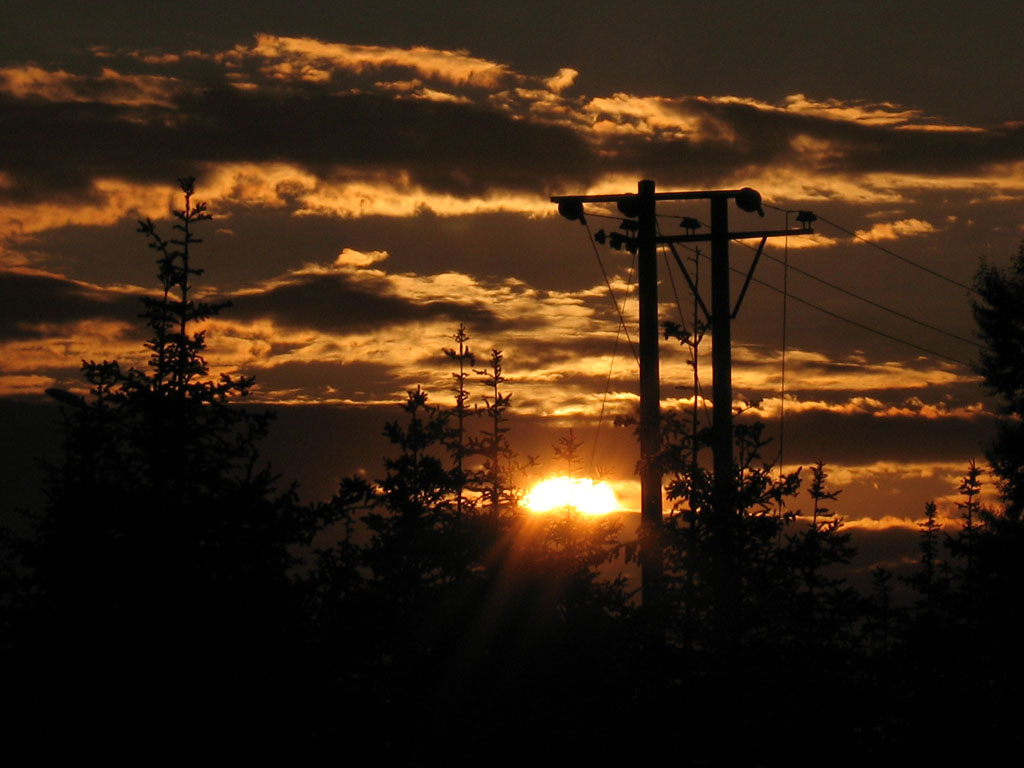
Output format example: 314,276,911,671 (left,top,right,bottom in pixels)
629,204,979,351
658,240,713,428
731,238,981,349
786,208,977,295
729,263,972,366
591,253,636,472
657,220,689,334
656,201,976,295
582,201,974,422
668,241,973,367
582,219,639,364
779,214,790,494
